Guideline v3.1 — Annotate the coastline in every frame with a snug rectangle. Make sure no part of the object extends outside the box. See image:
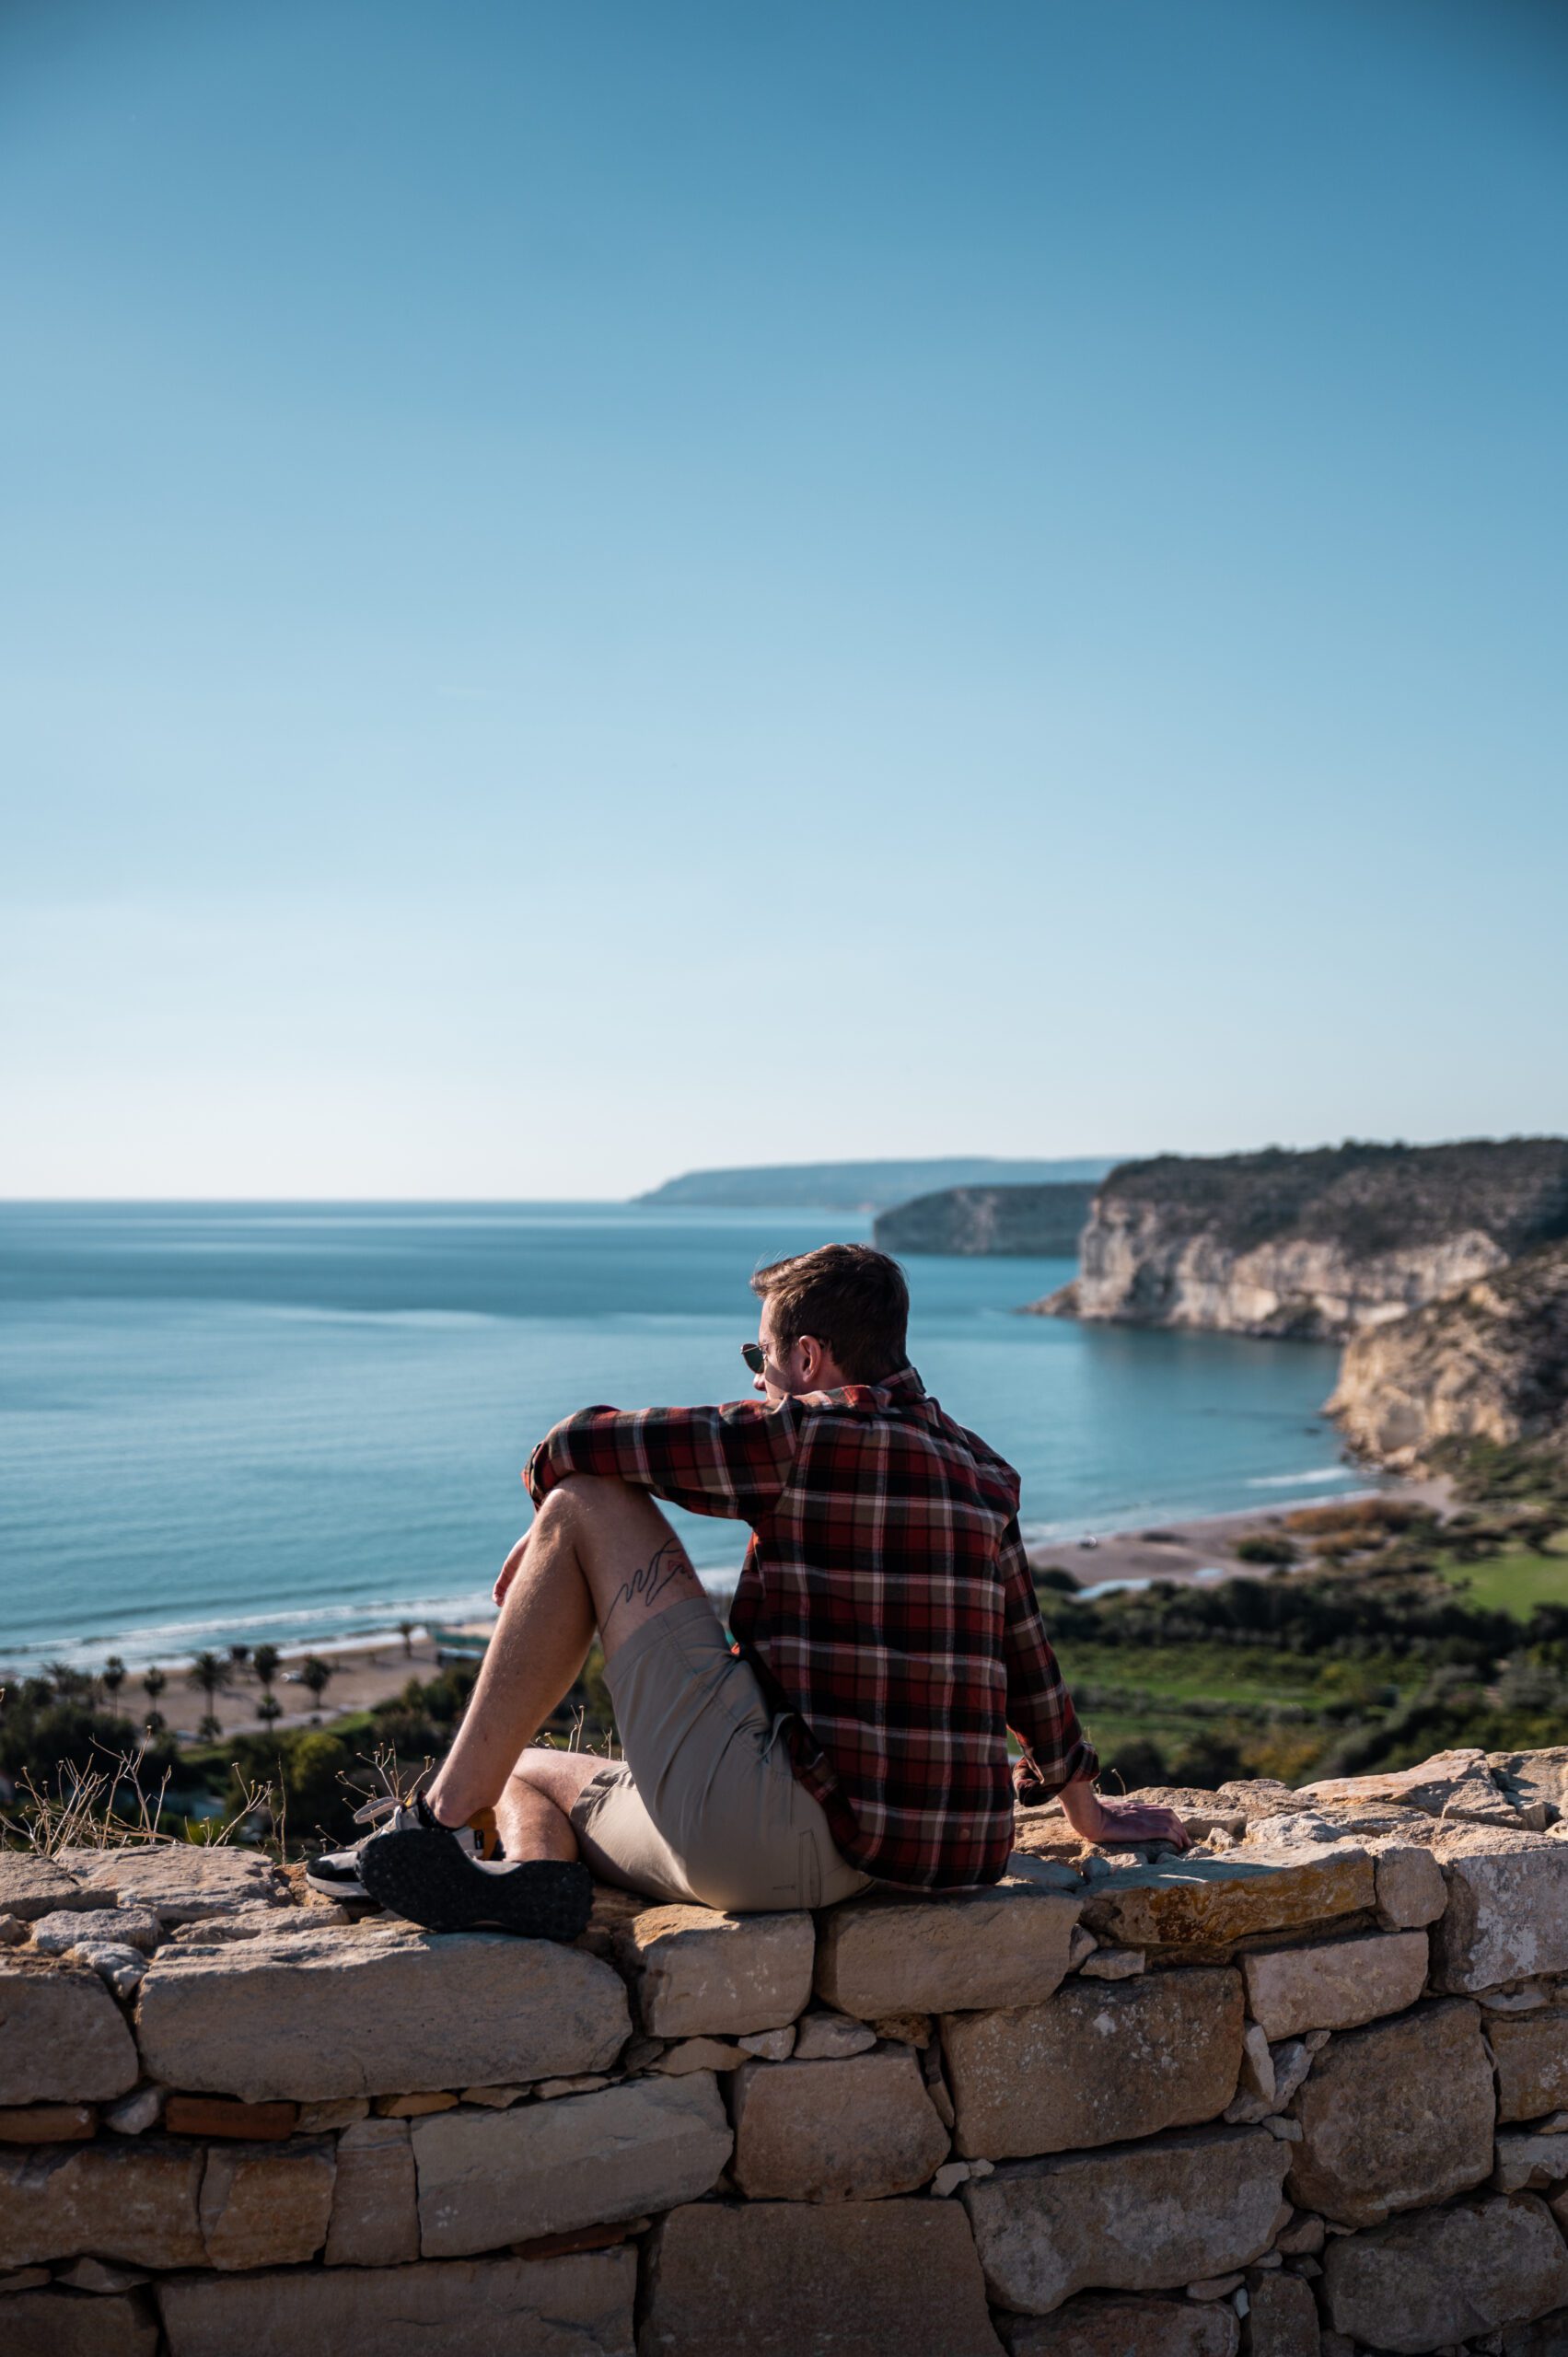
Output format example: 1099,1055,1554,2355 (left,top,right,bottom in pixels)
0,1473,1450,1746
1024,1471,1452,1598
